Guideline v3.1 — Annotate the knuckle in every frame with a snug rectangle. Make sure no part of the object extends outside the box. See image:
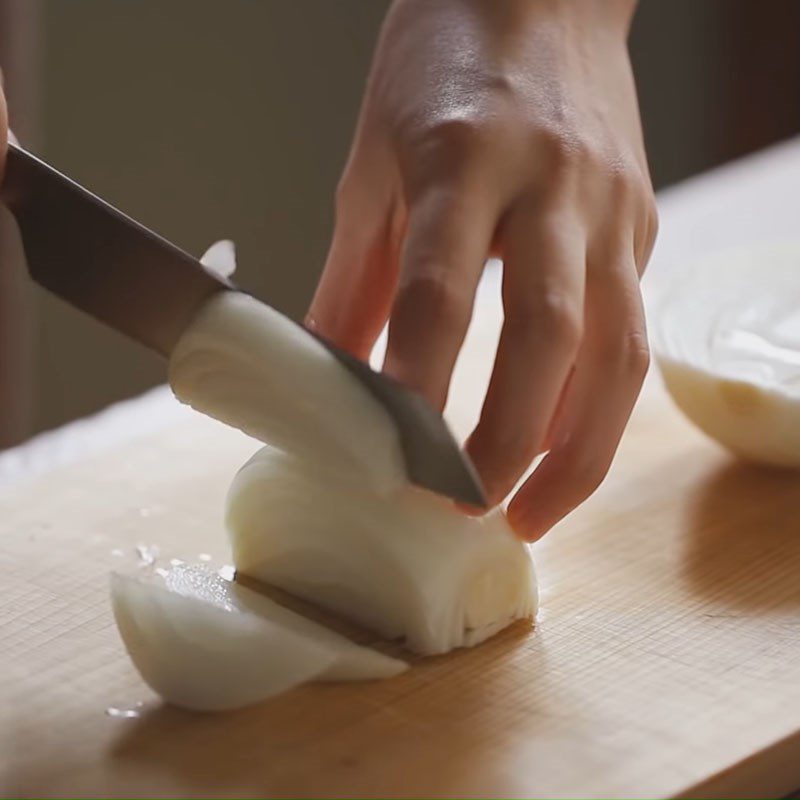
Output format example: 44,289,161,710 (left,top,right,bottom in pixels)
394,273,468,330
404,115,502,194
419,115,495,157
623,328,651,379
509,291,583,353
539,127,582,170
600,324,650,378
606,159,642,205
